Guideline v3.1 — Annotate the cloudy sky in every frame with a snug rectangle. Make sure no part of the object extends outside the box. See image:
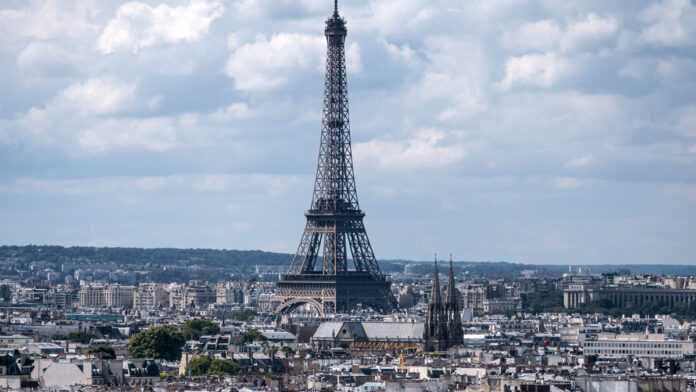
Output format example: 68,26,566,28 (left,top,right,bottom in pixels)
1,0,695,264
